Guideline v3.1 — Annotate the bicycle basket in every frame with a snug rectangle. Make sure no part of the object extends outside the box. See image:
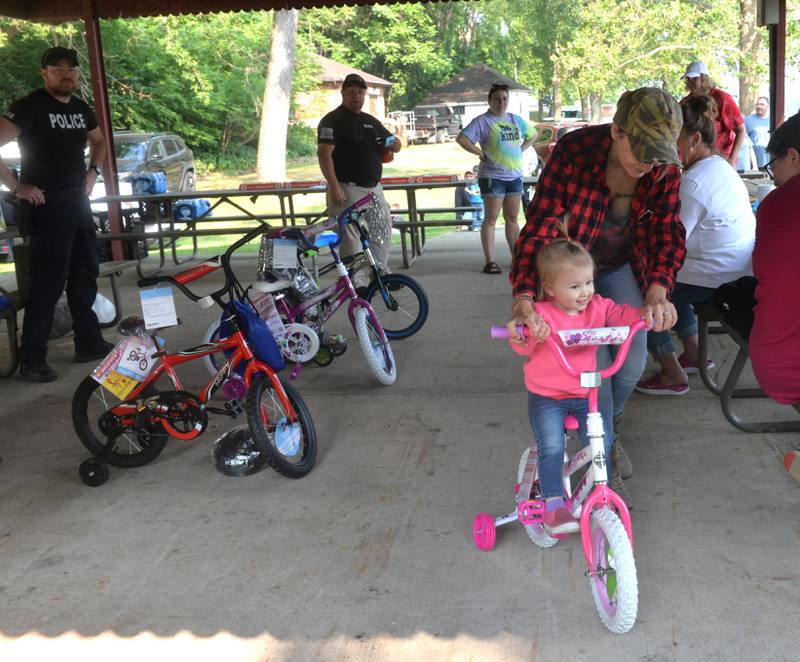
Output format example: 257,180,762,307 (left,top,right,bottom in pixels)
220,300,286,372
257,235,318,297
